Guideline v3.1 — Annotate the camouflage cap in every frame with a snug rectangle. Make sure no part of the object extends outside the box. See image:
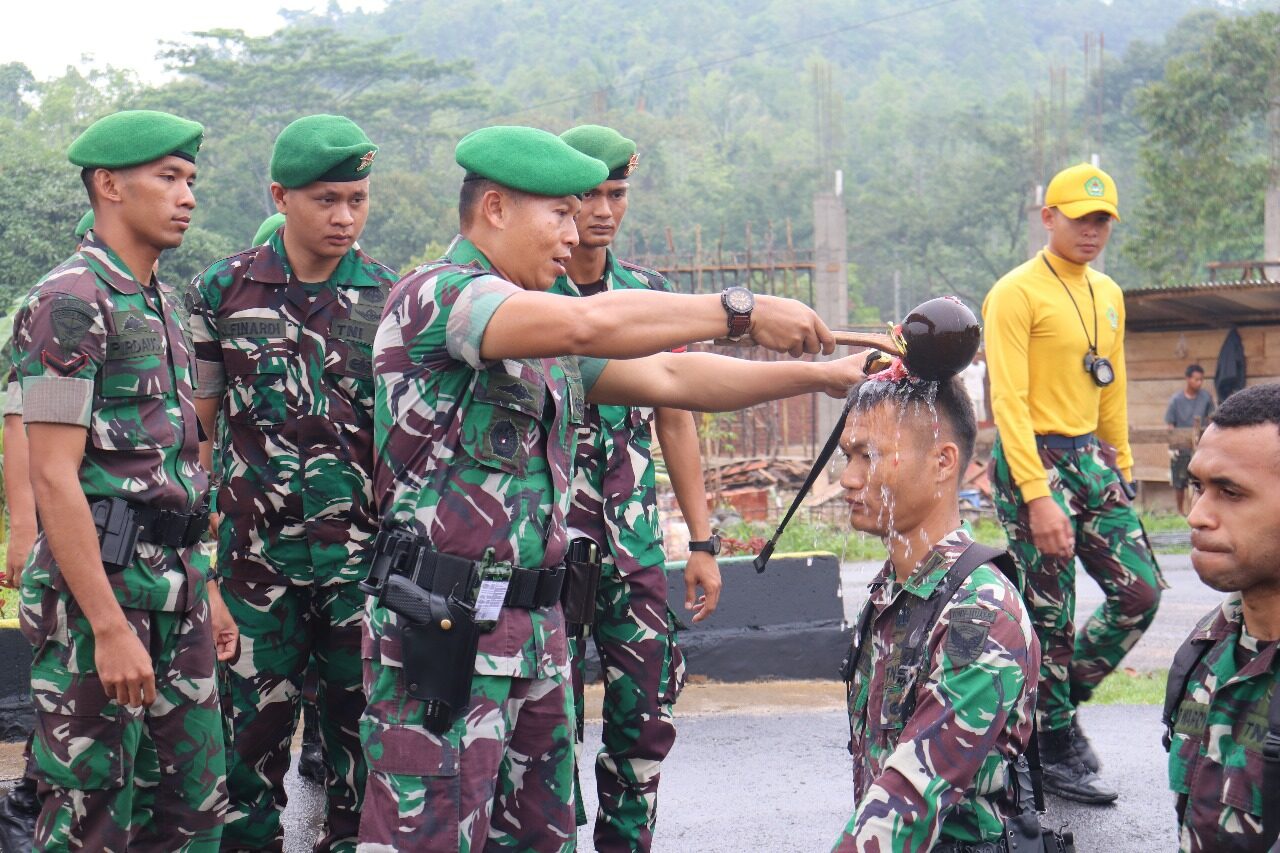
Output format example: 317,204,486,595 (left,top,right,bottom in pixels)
560,124,637,181
271,114,378,189
67,110,204,168
74,210,94,240
252,212,286,245
456,126,608,197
